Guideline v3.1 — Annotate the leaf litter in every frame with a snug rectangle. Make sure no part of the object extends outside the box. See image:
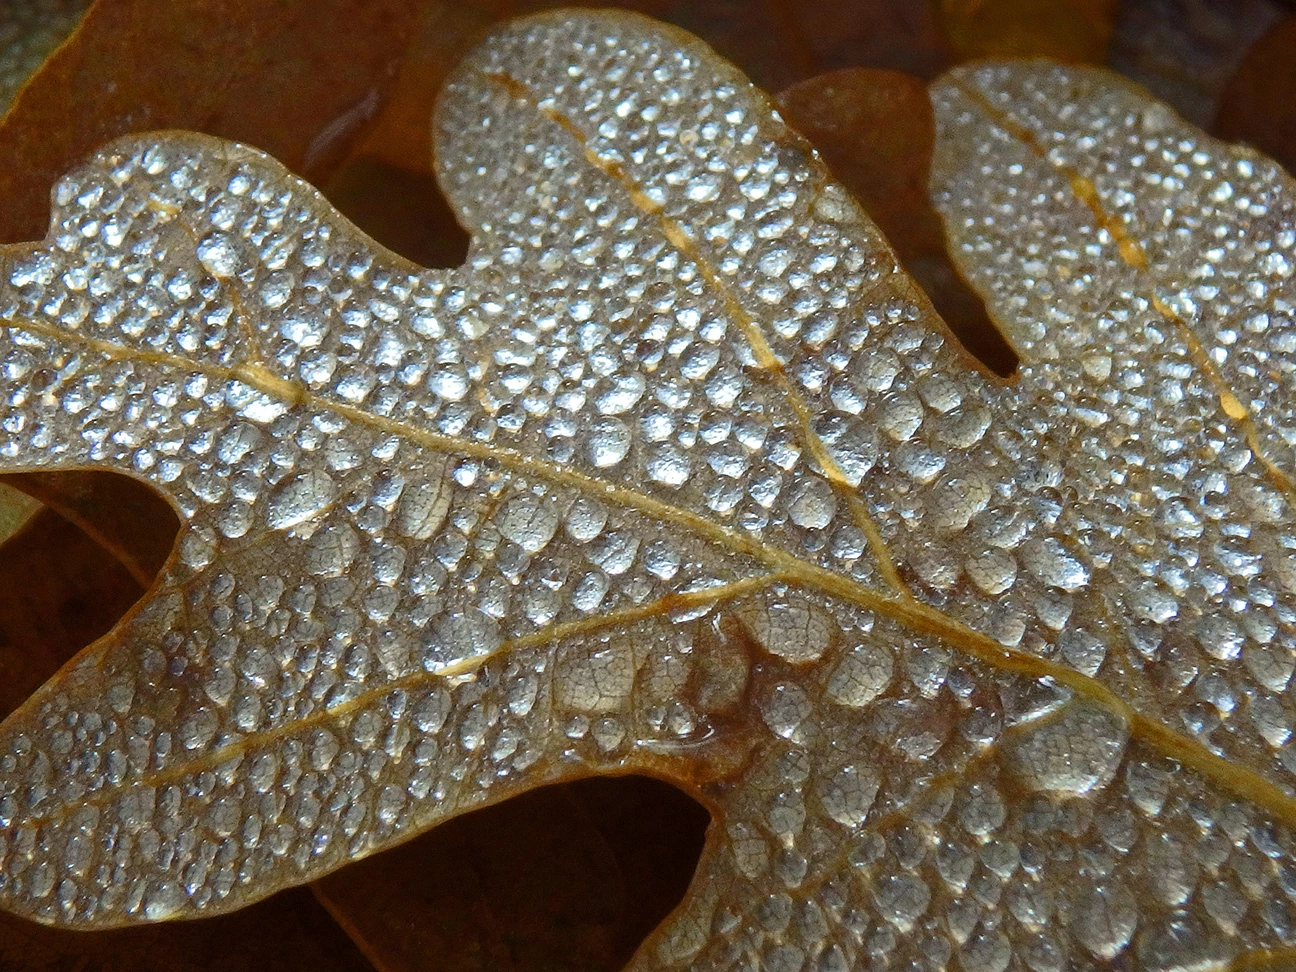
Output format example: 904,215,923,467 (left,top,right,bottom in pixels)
0,8,1294,972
